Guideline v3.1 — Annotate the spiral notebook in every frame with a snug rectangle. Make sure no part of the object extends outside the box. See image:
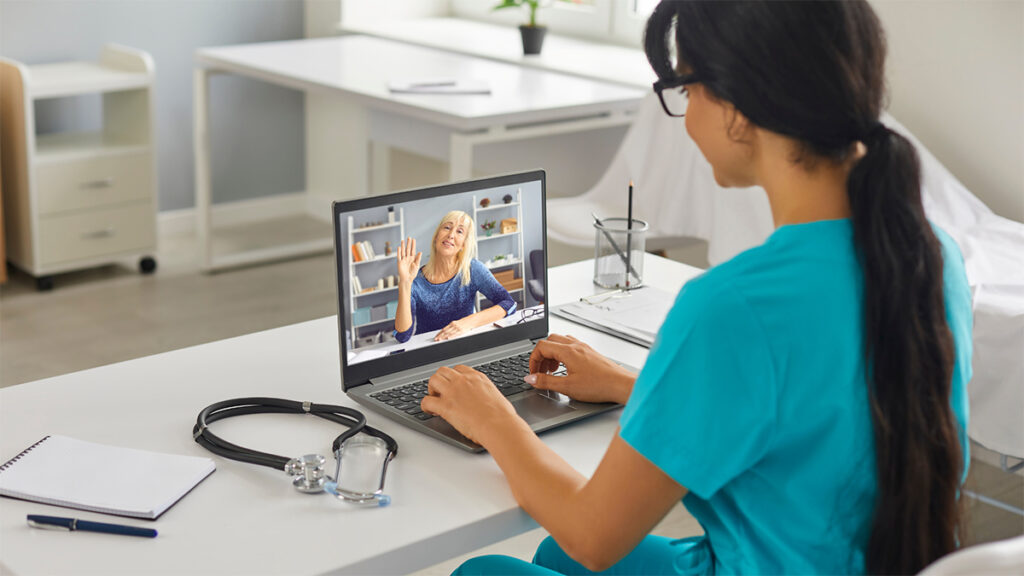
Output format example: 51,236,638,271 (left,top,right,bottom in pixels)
0,435,215,520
